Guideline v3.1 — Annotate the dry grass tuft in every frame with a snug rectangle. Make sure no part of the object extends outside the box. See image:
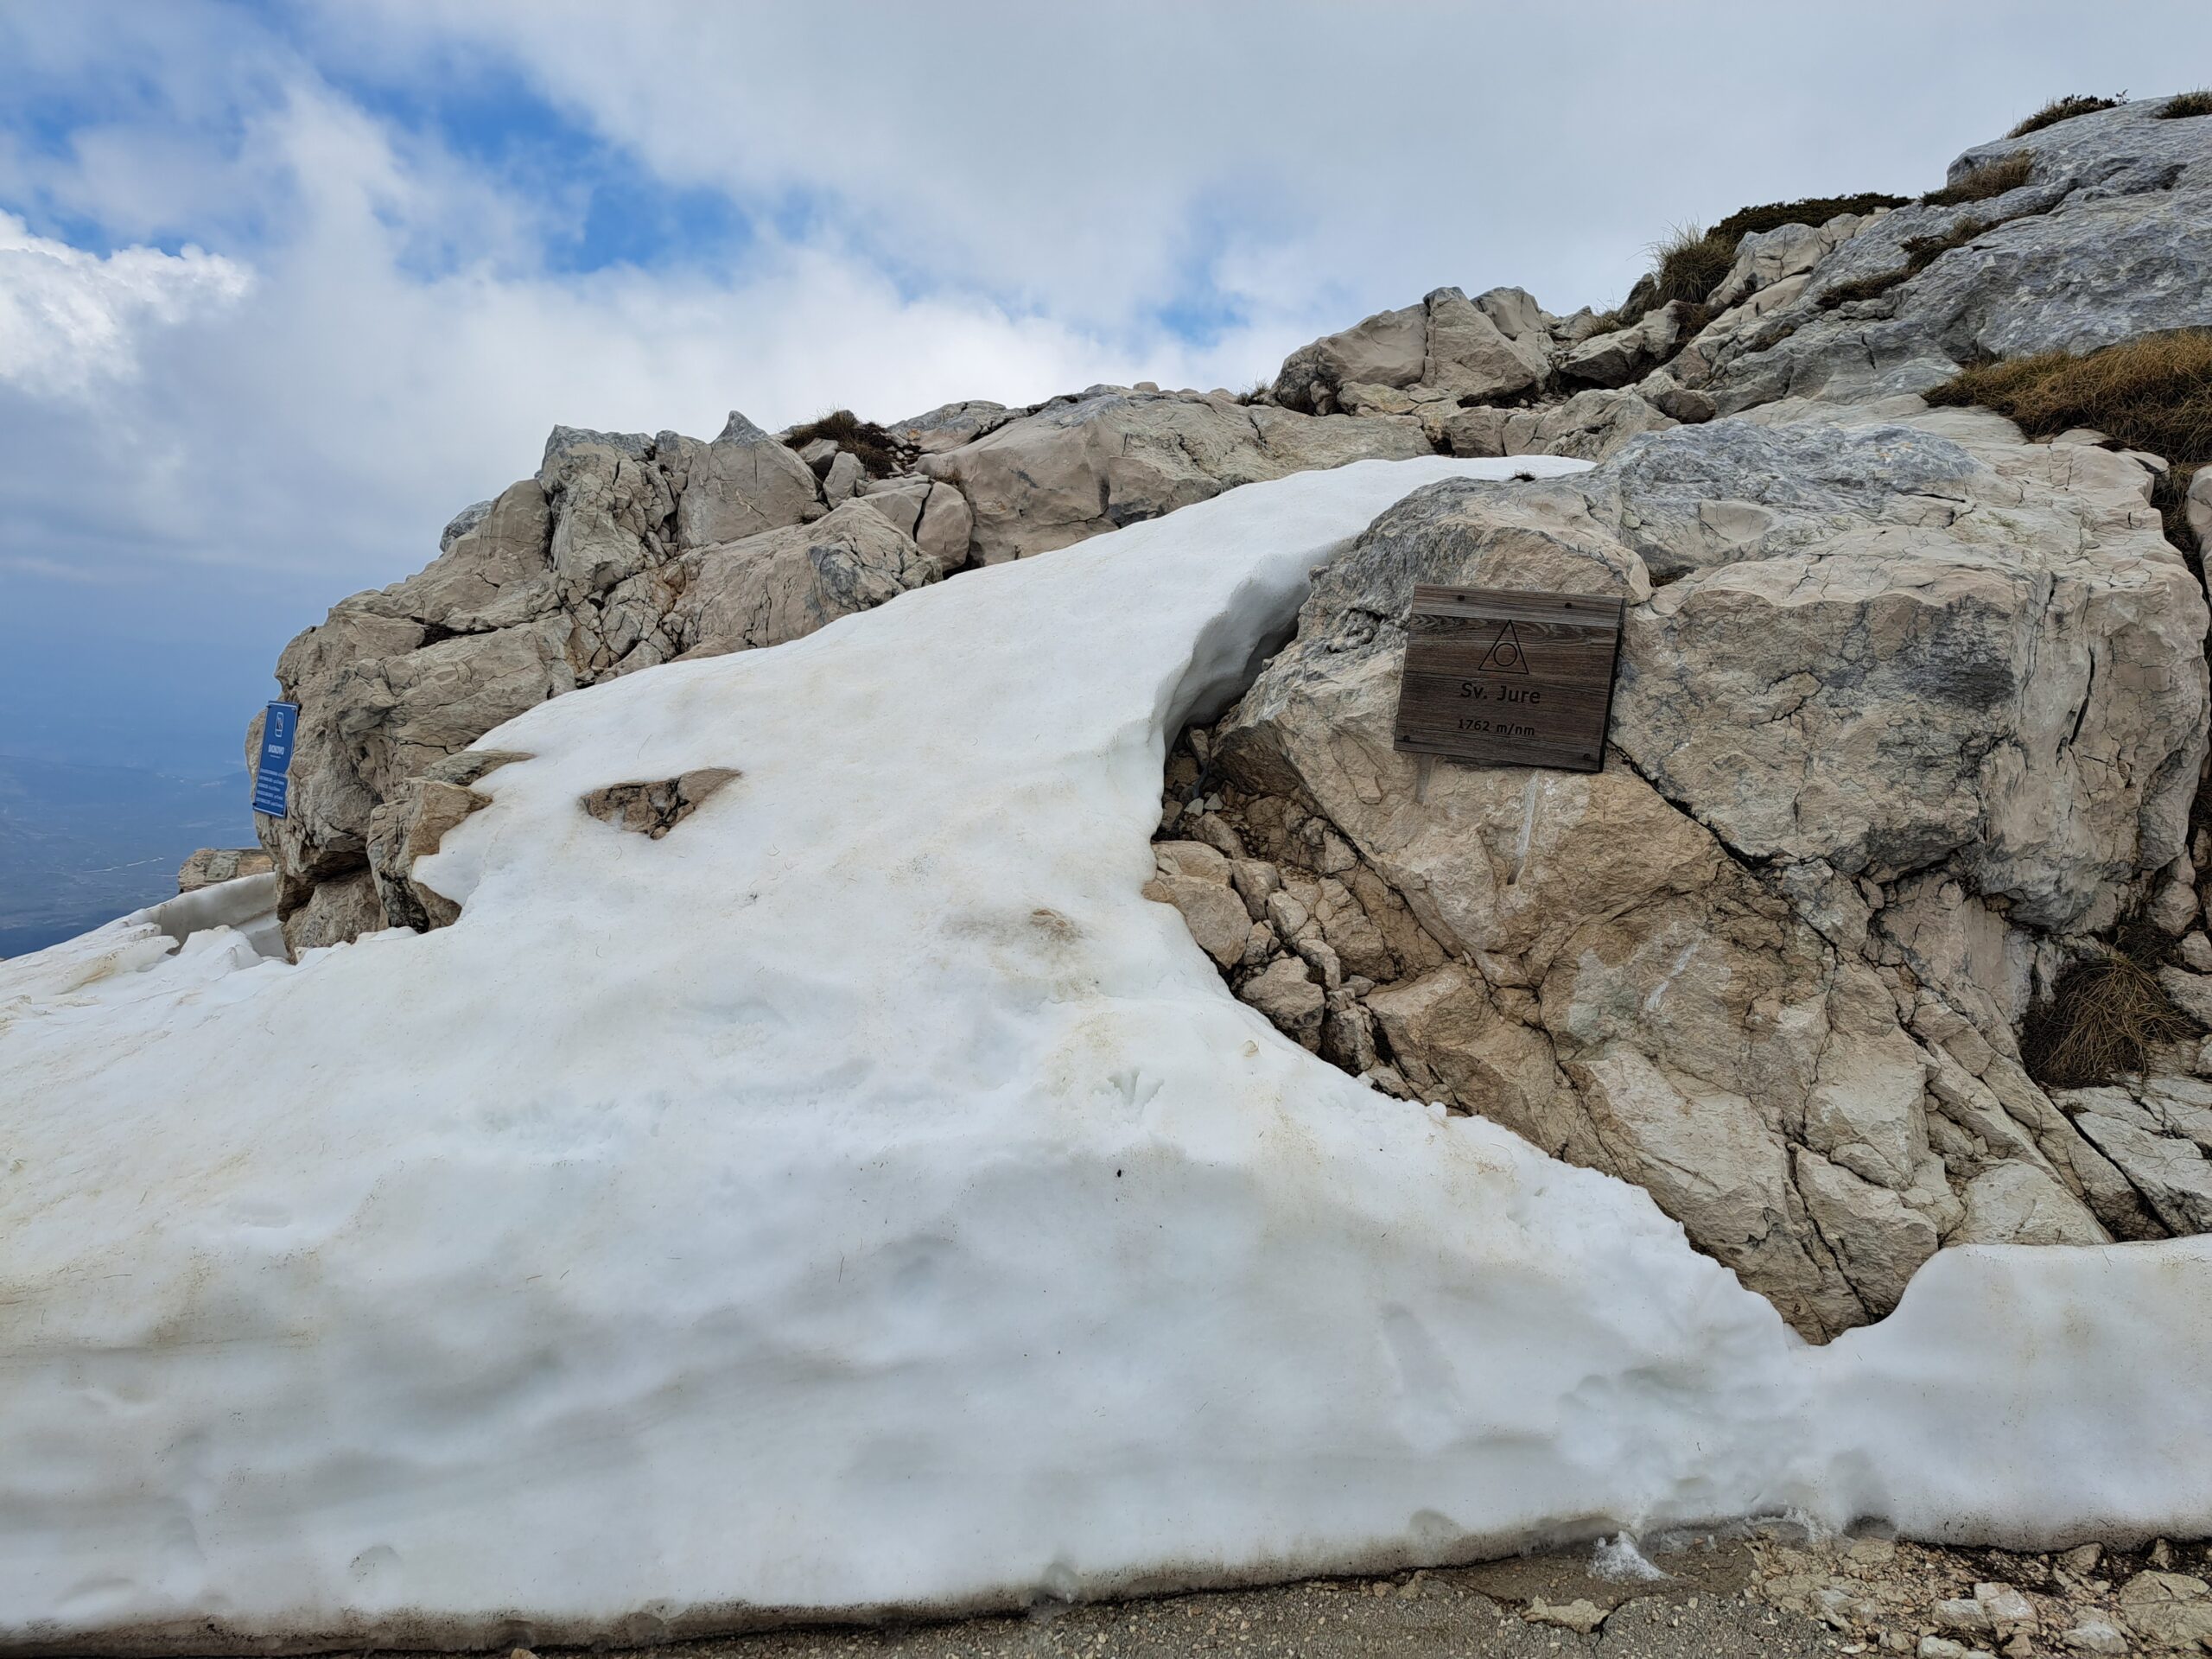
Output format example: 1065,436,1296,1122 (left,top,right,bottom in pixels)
1923,152,2035,207
2022,934,2199,1089
784,410,905,476
1596,194,1910,333
2007,94,2123,138
1929,331,2212,556
2161,90,2212,119
1923,331,2212,463
1647,223,1738,309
